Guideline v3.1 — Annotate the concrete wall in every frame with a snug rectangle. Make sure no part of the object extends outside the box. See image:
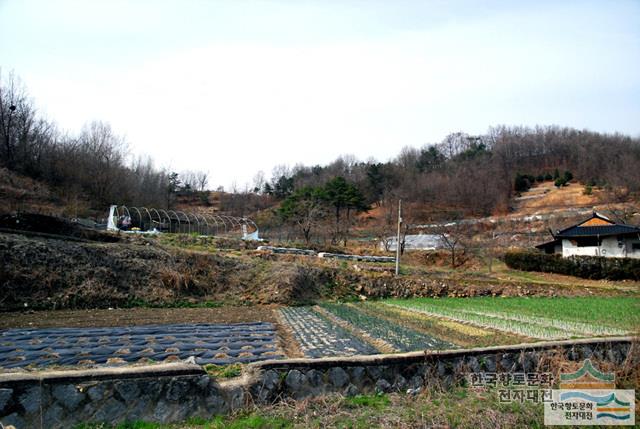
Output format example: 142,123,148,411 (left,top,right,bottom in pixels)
0,337,636,429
